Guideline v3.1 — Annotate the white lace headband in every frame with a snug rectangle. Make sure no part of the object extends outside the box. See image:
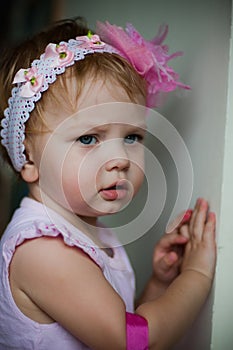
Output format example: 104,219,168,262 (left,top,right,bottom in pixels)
1,22,190,172
1,33,121,171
